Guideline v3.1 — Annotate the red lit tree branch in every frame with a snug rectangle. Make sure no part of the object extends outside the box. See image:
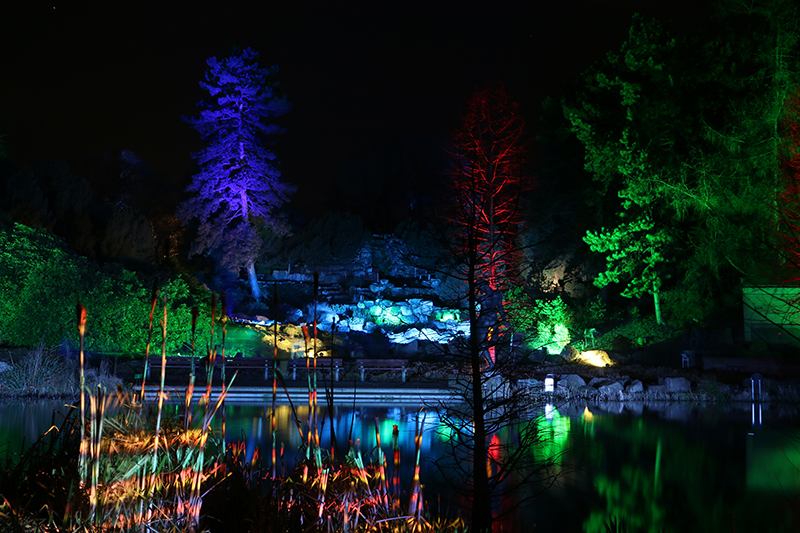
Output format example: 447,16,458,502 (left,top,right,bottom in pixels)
446,83,530,292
